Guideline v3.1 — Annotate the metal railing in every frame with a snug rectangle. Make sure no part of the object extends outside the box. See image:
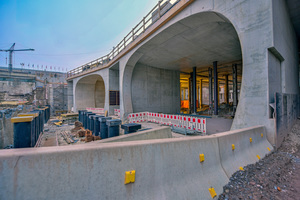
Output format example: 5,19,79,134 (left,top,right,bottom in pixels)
67,0,181,78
